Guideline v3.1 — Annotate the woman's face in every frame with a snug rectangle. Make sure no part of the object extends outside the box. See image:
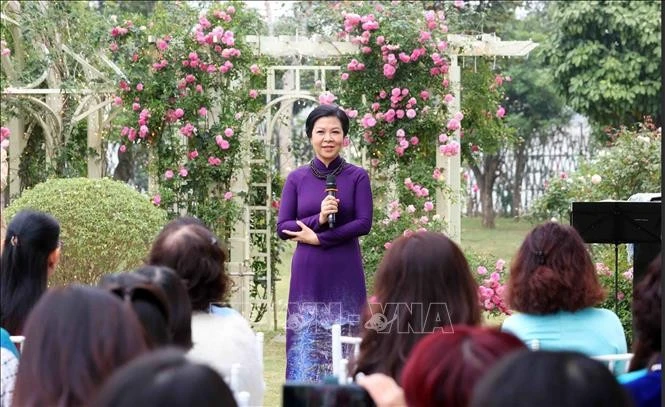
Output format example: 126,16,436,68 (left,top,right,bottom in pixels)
310,116,344,165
